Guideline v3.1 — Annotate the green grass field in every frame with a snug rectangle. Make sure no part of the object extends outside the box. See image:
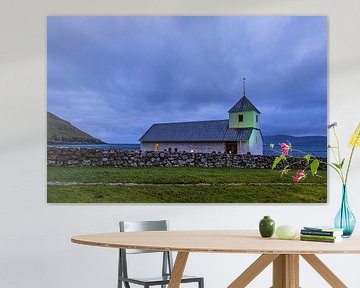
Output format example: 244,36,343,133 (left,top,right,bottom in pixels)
47,167,327,203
